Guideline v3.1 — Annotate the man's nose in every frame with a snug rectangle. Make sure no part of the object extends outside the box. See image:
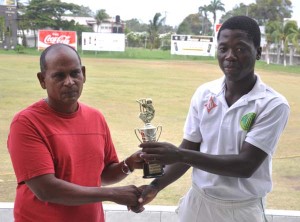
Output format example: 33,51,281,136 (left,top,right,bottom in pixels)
64,75,75,86
225,49,237,61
